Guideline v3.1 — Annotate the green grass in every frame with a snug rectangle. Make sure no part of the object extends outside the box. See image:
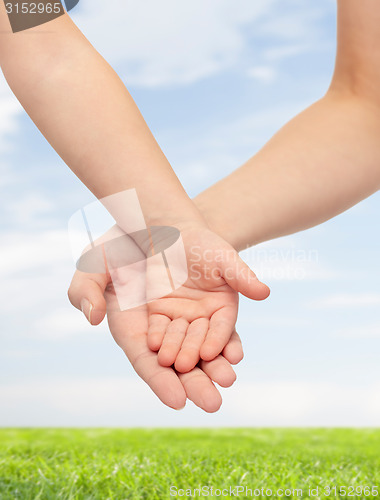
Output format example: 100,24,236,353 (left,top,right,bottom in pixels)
0,429,380,499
